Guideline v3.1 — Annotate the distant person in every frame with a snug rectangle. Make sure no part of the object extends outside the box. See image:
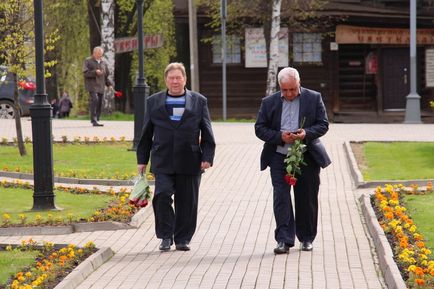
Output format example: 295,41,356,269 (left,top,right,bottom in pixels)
255,67,331,254
83,46,113,126
136,62,216,252
58,91,73,118
50,98,58,118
